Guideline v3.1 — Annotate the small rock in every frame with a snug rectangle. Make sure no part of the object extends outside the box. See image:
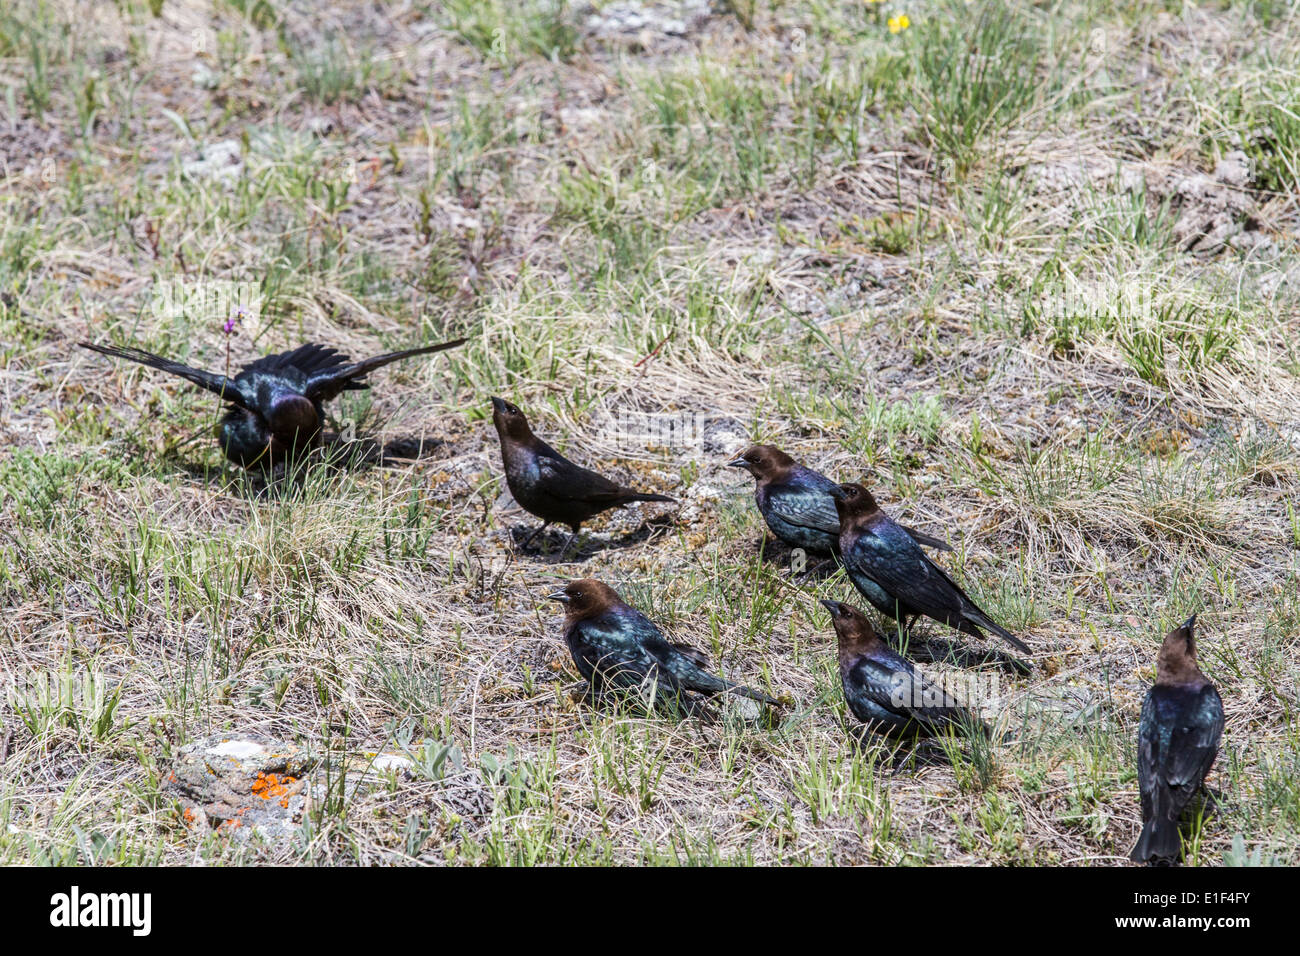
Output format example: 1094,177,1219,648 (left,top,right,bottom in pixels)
582,0,711,41
1213,150,1252,189
165,734,315,841
182,140,243,183
305,115,336,137
370,754,415,773
191,65,220,90
702,416,748,456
